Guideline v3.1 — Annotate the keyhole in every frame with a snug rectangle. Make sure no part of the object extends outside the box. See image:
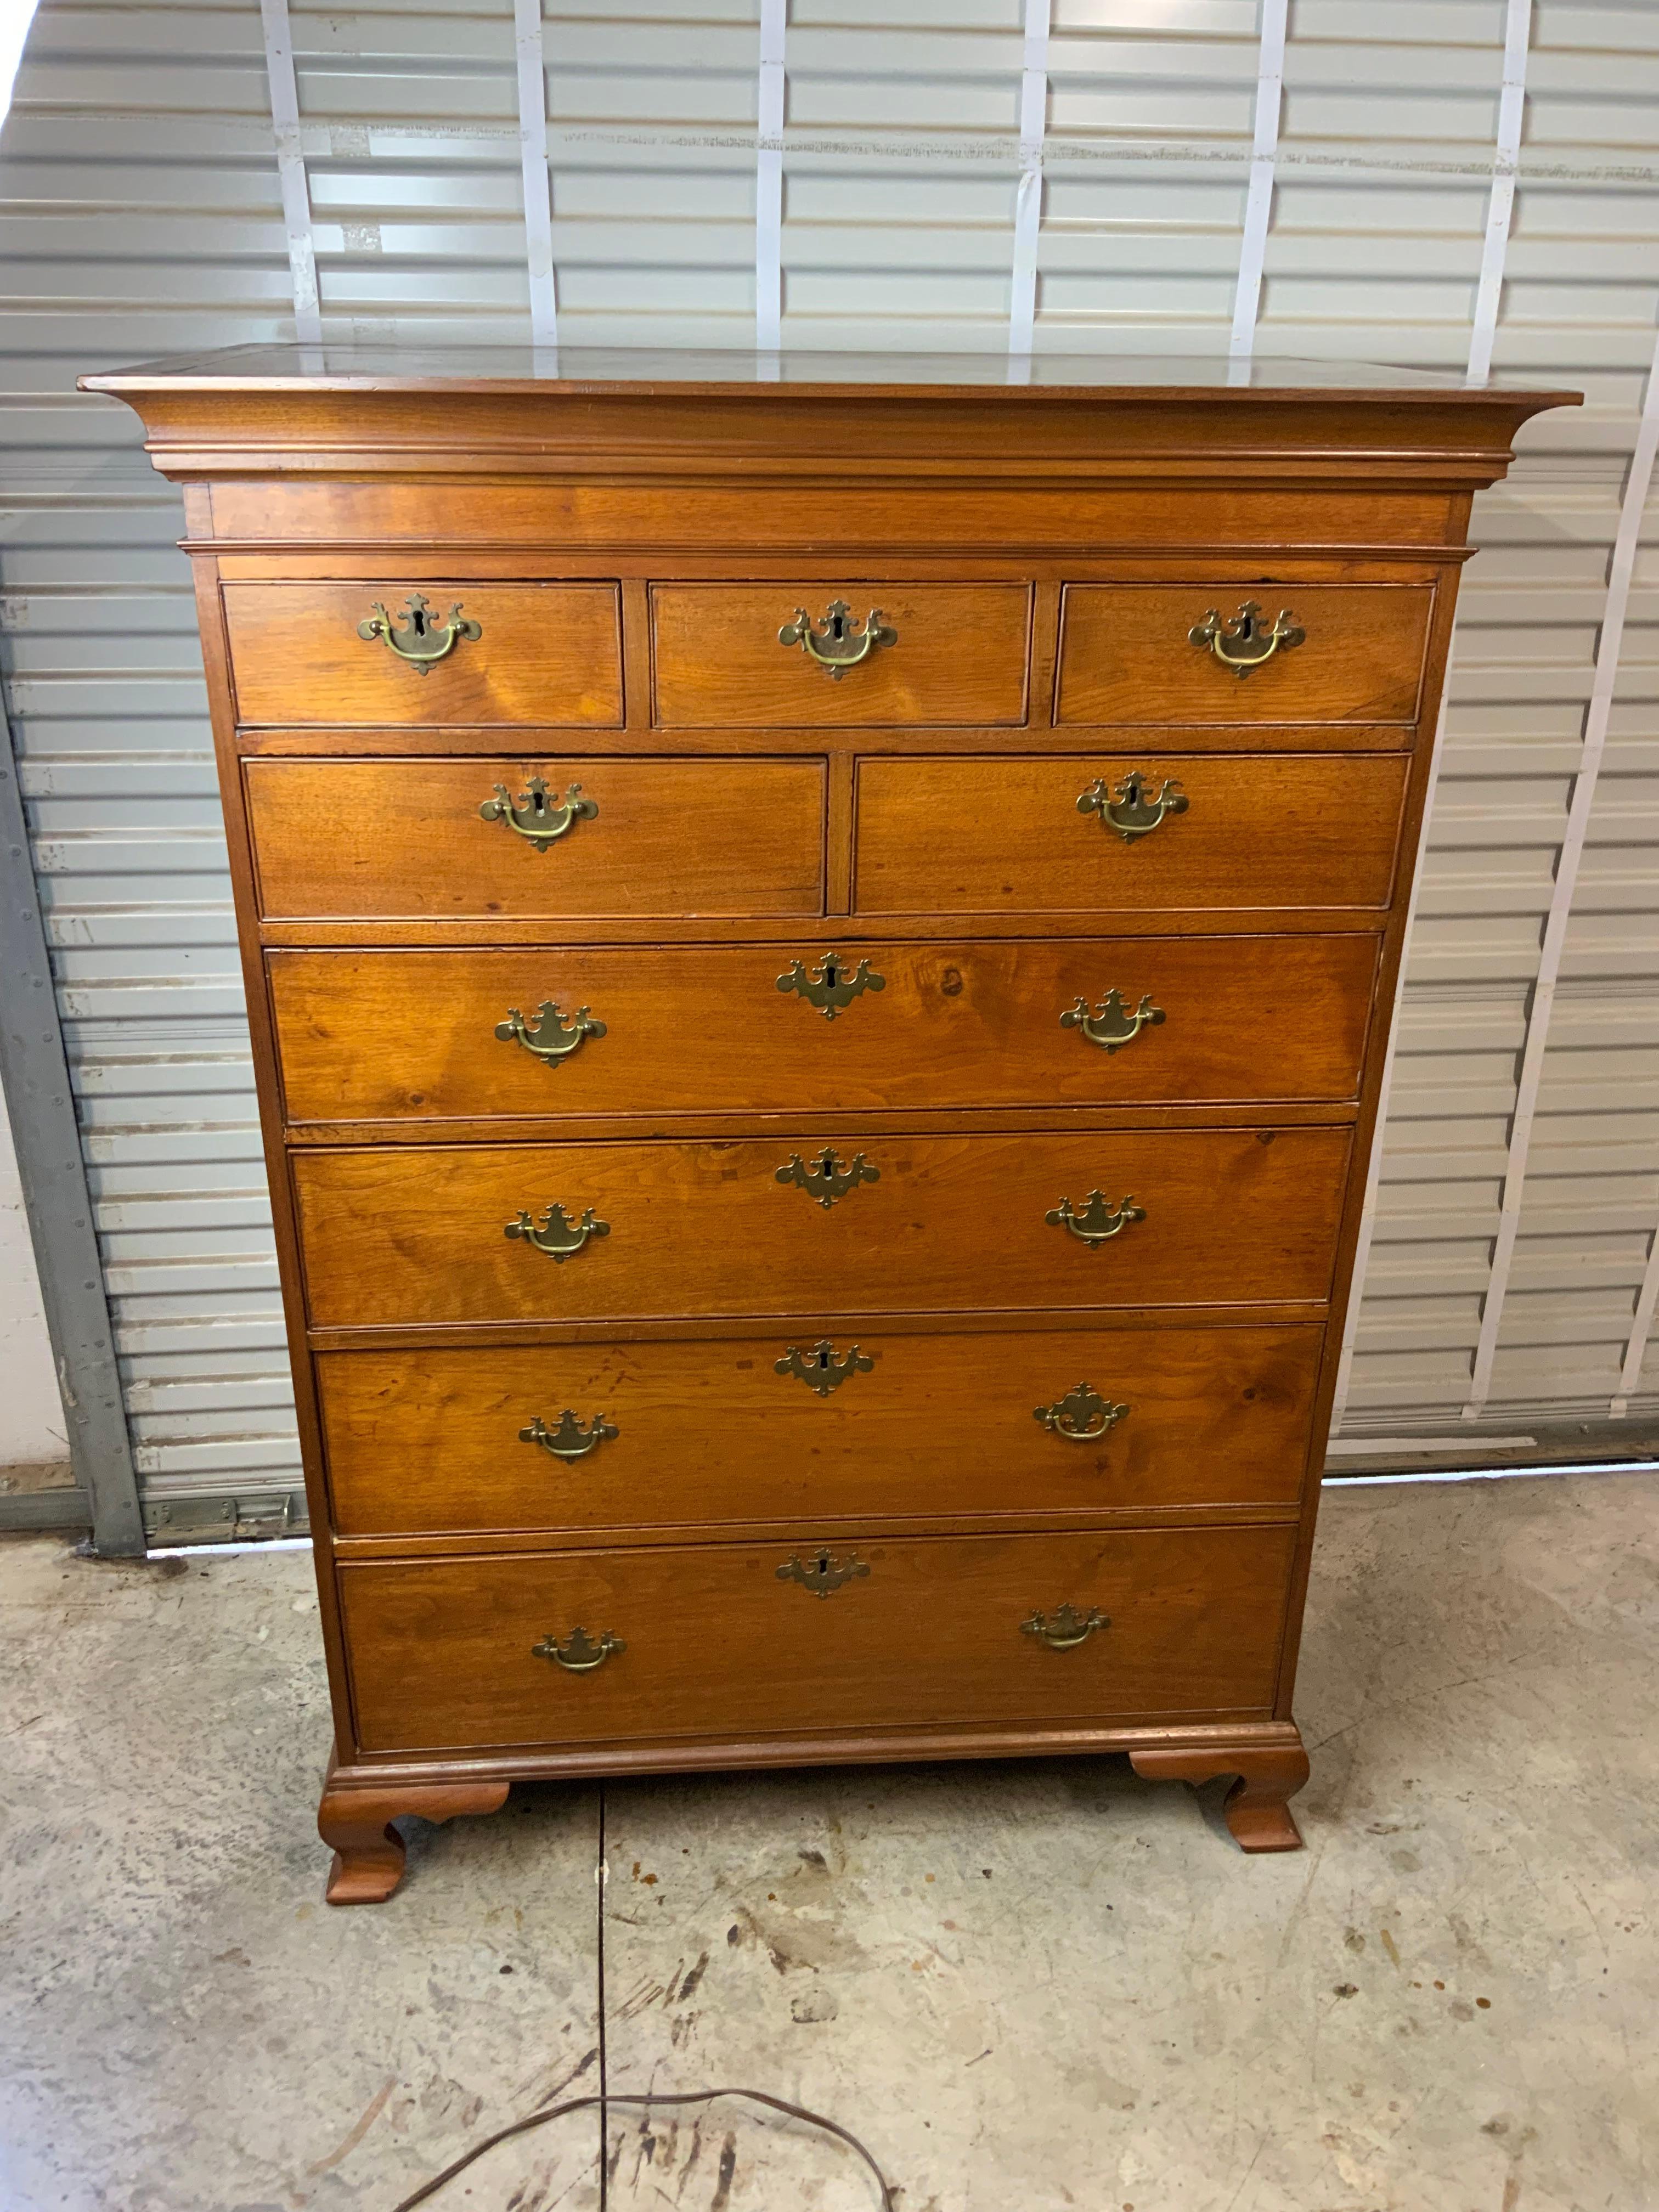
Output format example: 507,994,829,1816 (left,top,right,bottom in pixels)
823,958,839,988
411,606,428,636
830,611,845,641
814,1551,831,1580
816,1348,831,1372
